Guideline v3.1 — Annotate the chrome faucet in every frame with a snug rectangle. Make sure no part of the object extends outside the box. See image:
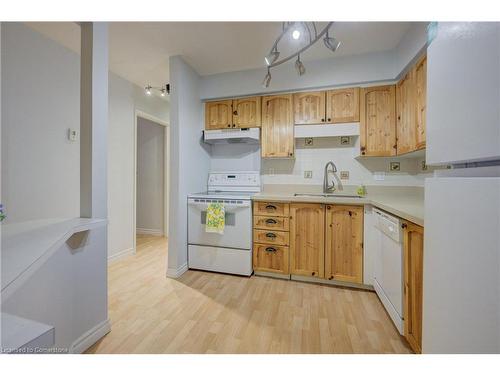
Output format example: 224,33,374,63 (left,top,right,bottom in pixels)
323,161,338,193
